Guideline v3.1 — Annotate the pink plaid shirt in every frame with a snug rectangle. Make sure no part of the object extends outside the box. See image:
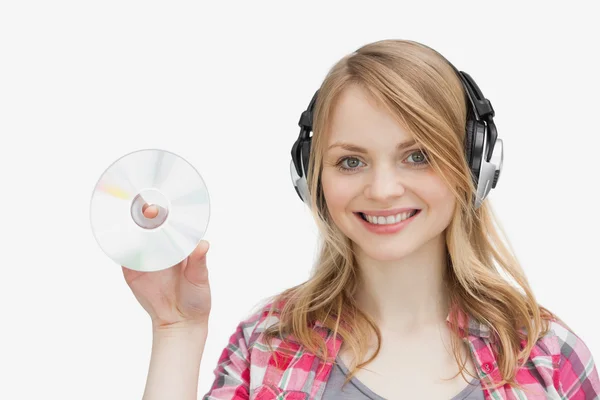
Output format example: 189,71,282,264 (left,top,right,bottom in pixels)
202,301,599,399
